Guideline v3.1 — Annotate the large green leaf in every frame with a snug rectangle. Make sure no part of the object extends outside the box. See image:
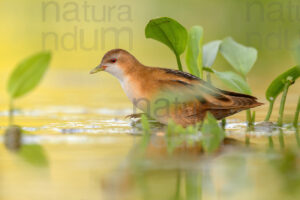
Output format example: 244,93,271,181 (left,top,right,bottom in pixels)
185,26,203,77
203,40,222,67
7,51,51,99
214,71,252,94
220,37,257,76
145,17,187,56
201,112,225,153
266,65,300,102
